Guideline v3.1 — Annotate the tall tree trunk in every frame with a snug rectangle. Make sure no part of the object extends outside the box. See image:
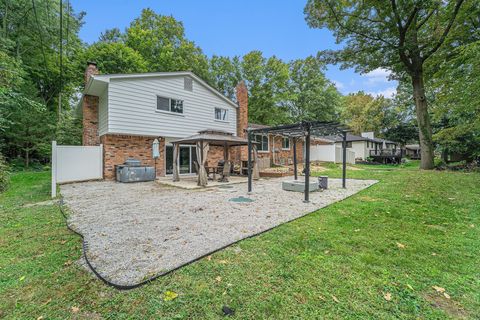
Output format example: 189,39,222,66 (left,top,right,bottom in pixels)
411,70,434,169
25,149,29,168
